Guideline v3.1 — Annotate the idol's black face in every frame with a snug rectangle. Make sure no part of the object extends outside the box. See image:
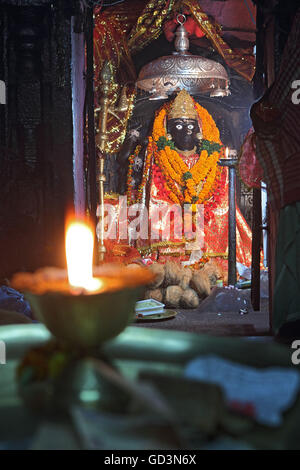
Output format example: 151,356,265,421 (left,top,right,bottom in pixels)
167,118,200,151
